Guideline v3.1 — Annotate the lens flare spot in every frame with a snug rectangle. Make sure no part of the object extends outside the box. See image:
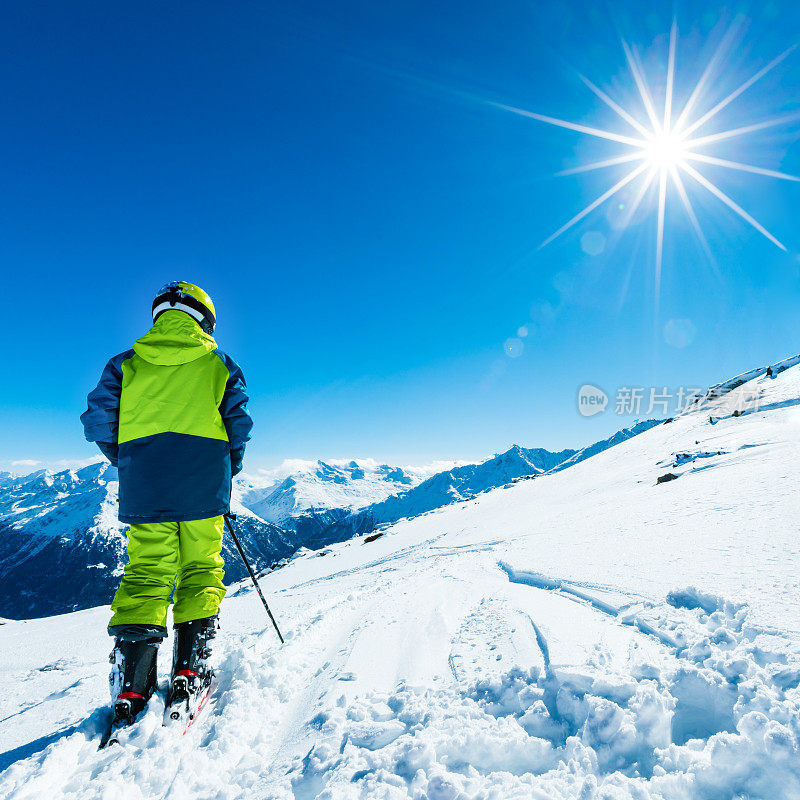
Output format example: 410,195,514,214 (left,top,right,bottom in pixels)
664,318,697,348
581,231,607,255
